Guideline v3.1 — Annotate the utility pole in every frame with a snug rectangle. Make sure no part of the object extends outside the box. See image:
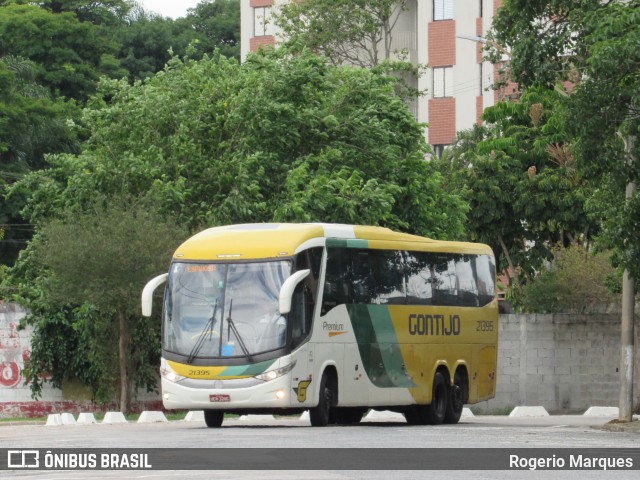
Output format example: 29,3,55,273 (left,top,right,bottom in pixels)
619,132,636,422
